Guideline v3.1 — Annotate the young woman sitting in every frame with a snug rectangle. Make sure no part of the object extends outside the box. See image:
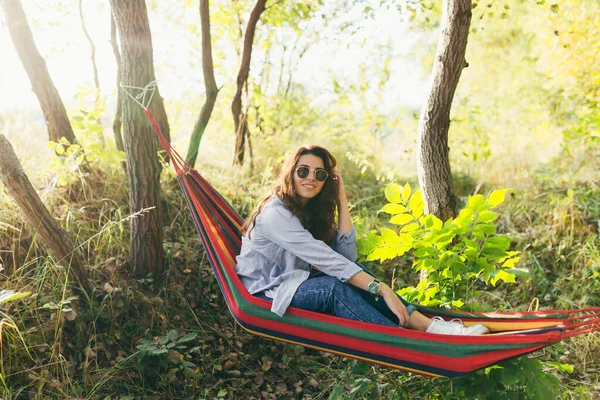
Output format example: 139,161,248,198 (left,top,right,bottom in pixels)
235,145,489,335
